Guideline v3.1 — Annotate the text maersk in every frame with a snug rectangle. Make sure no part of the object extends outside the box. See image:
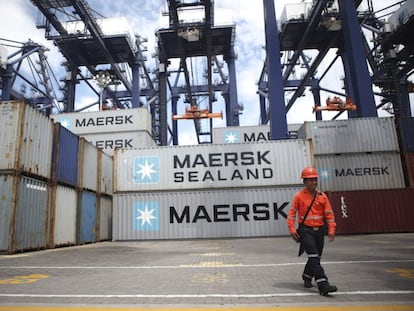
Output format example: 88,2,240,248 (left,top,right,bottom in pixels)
173,151,273,182
75,115,133,127
169,202,289,223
